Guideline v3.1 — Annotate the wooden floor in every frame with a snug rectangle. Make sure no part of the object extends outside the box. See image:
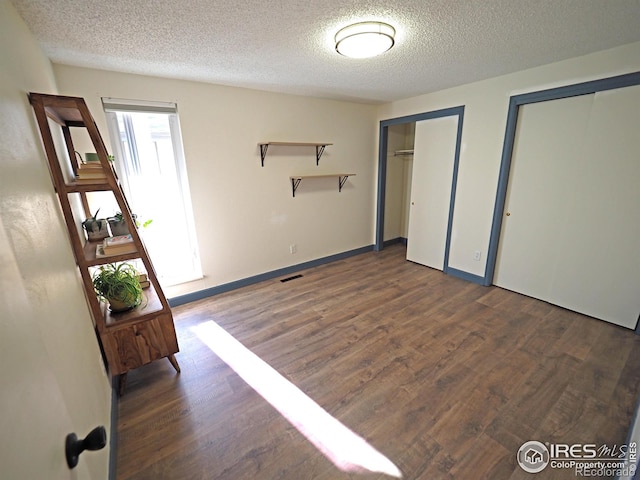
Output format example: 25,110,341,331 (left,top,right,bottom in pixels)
116,244,640,479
